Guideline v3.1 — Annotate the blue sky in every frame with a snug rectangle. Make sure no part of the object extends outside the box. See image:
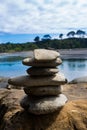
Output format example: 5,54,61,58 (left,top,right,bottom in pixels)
0,0,87,43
